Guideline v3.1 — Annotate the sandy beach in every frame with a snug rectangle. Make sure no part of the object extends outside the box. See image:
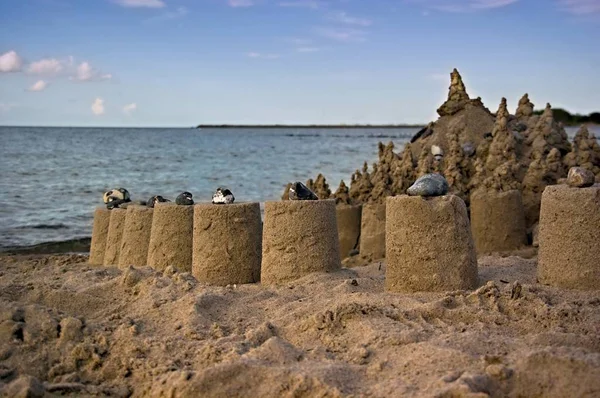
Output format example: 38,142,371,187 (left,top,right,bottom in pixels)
1,251,599,397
